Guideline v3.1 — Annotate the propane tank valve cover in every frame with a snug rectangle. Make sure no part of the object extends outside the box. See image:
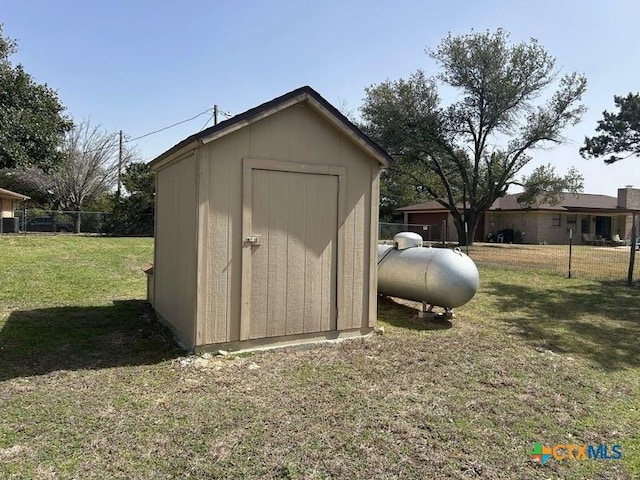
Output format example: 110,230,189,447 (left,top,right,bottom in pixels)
393,232,423,250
